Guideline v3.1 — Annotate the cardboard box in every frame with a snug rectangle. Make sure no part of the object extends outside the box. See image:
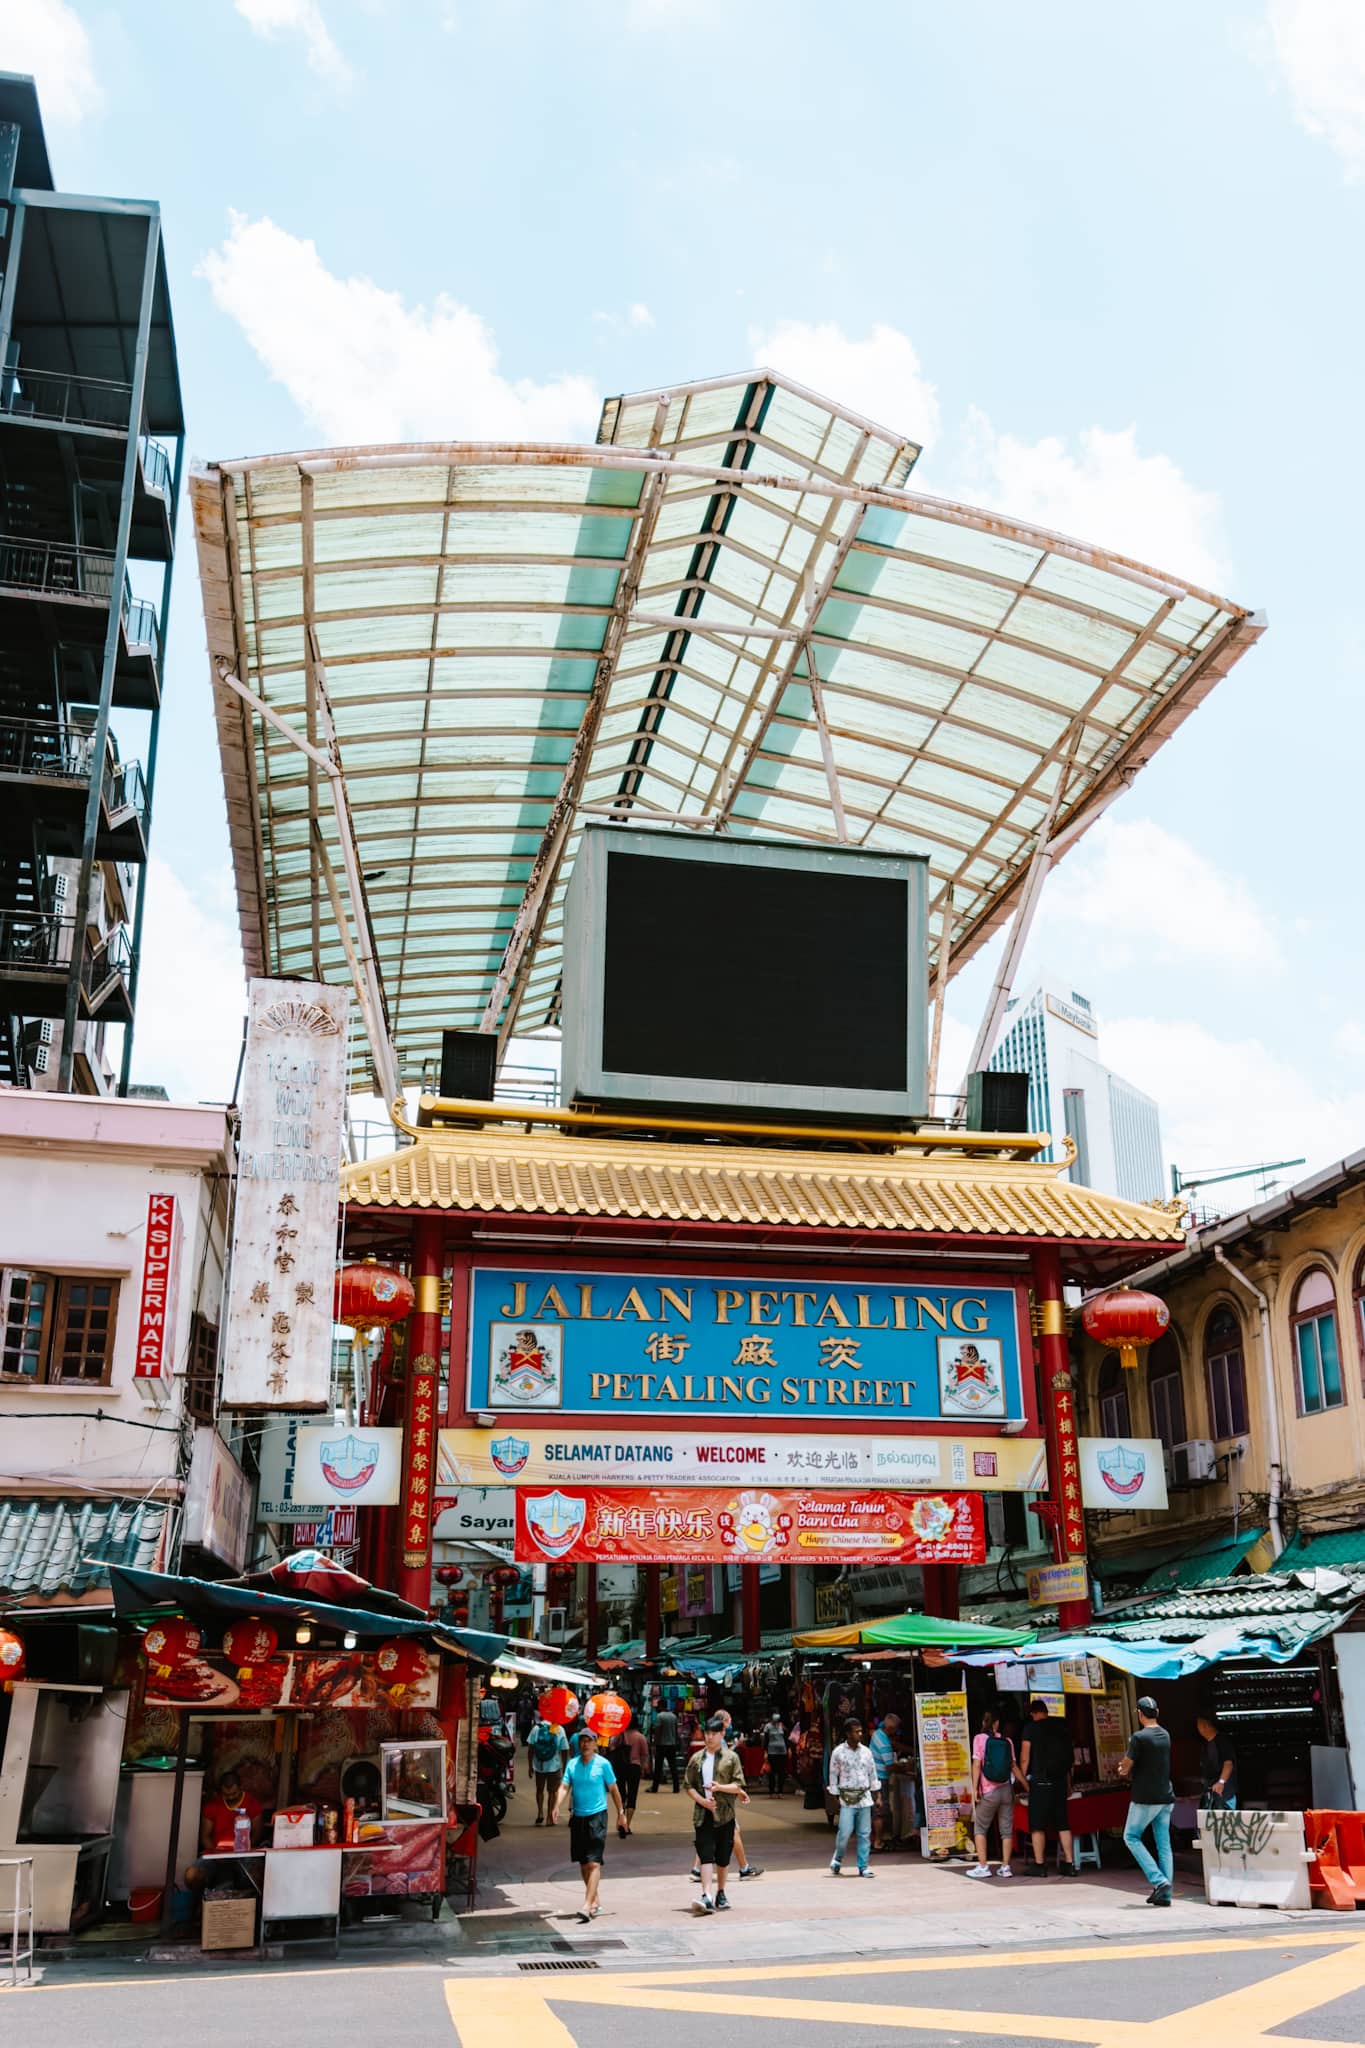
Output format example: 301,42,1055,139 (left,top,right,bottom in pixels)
272,1805,316,1849
201,1896,257,1951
